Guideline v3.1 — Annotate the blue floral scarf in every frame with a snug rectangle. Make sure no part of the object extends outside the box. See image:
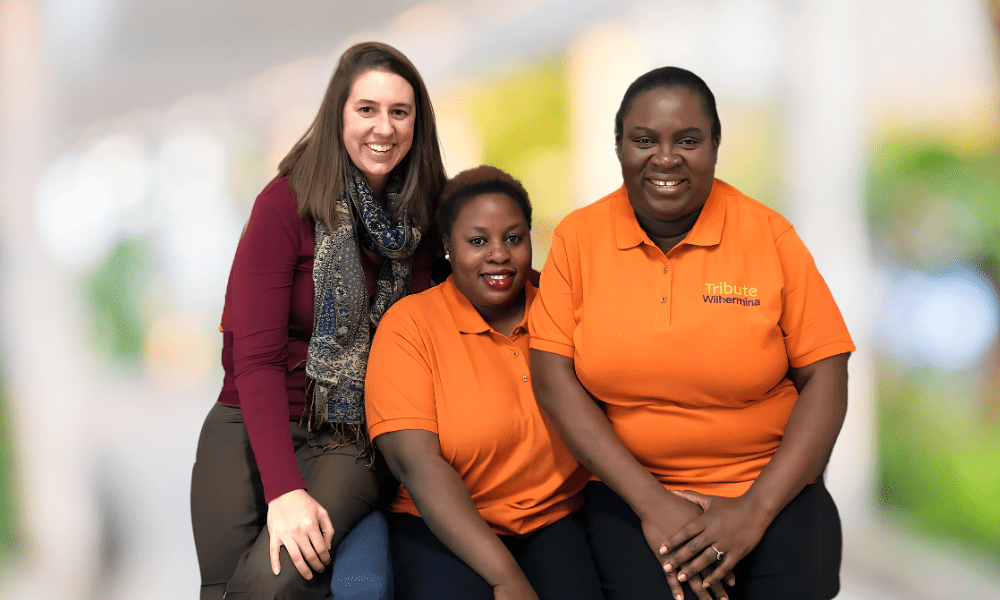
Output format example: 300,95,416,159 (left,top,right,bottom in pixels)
306,166,421,453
